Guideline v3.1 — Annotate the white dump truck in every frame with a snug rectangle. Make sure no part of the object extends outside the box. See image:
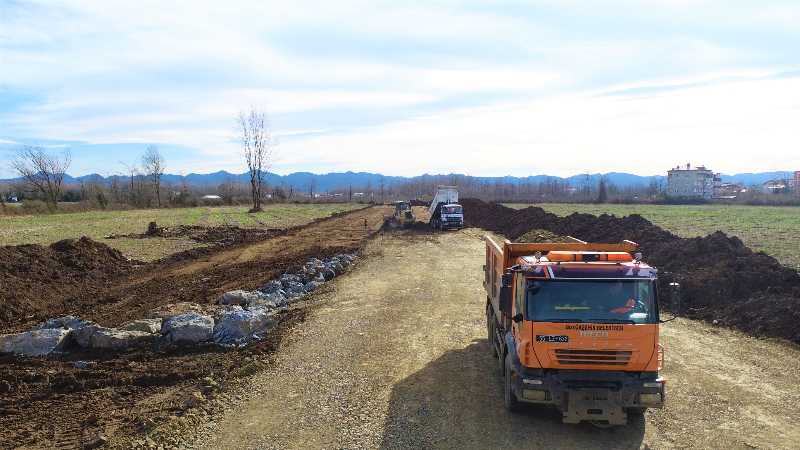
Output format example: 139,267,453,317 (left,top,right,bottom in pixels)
429,186,464,230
